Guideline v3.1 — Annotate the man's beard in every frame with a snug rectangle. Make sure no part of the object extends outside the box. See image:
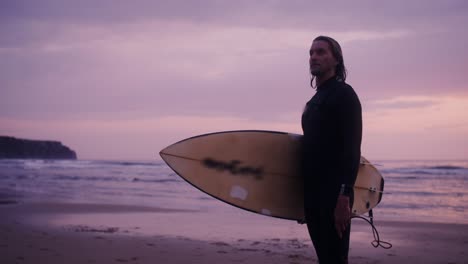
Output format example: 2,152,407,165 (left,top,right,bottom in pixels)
310,67,322,77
